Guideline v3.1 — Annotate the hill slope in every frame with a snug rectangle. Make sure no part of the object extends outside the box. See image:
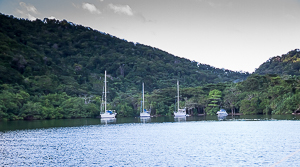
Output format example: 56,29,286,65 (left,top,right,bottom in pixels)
0,13,249,96
254,49,300,75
